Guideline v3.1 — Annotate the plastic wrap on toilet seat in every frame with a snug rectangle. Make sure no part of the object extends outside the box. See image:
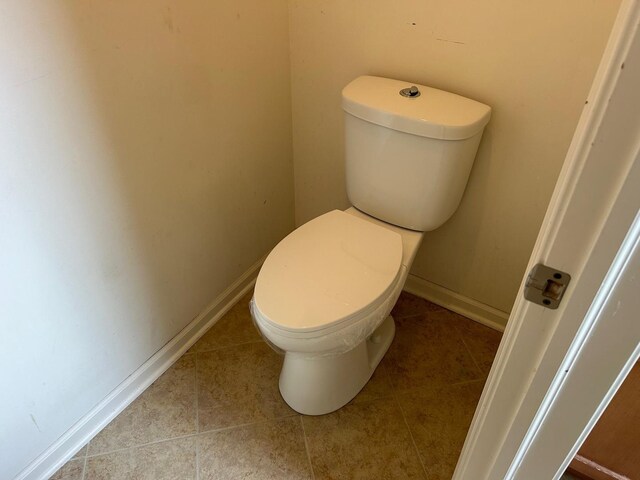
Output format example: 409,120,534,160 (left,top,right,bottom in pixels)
250,265,407,358
248,299,285,356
